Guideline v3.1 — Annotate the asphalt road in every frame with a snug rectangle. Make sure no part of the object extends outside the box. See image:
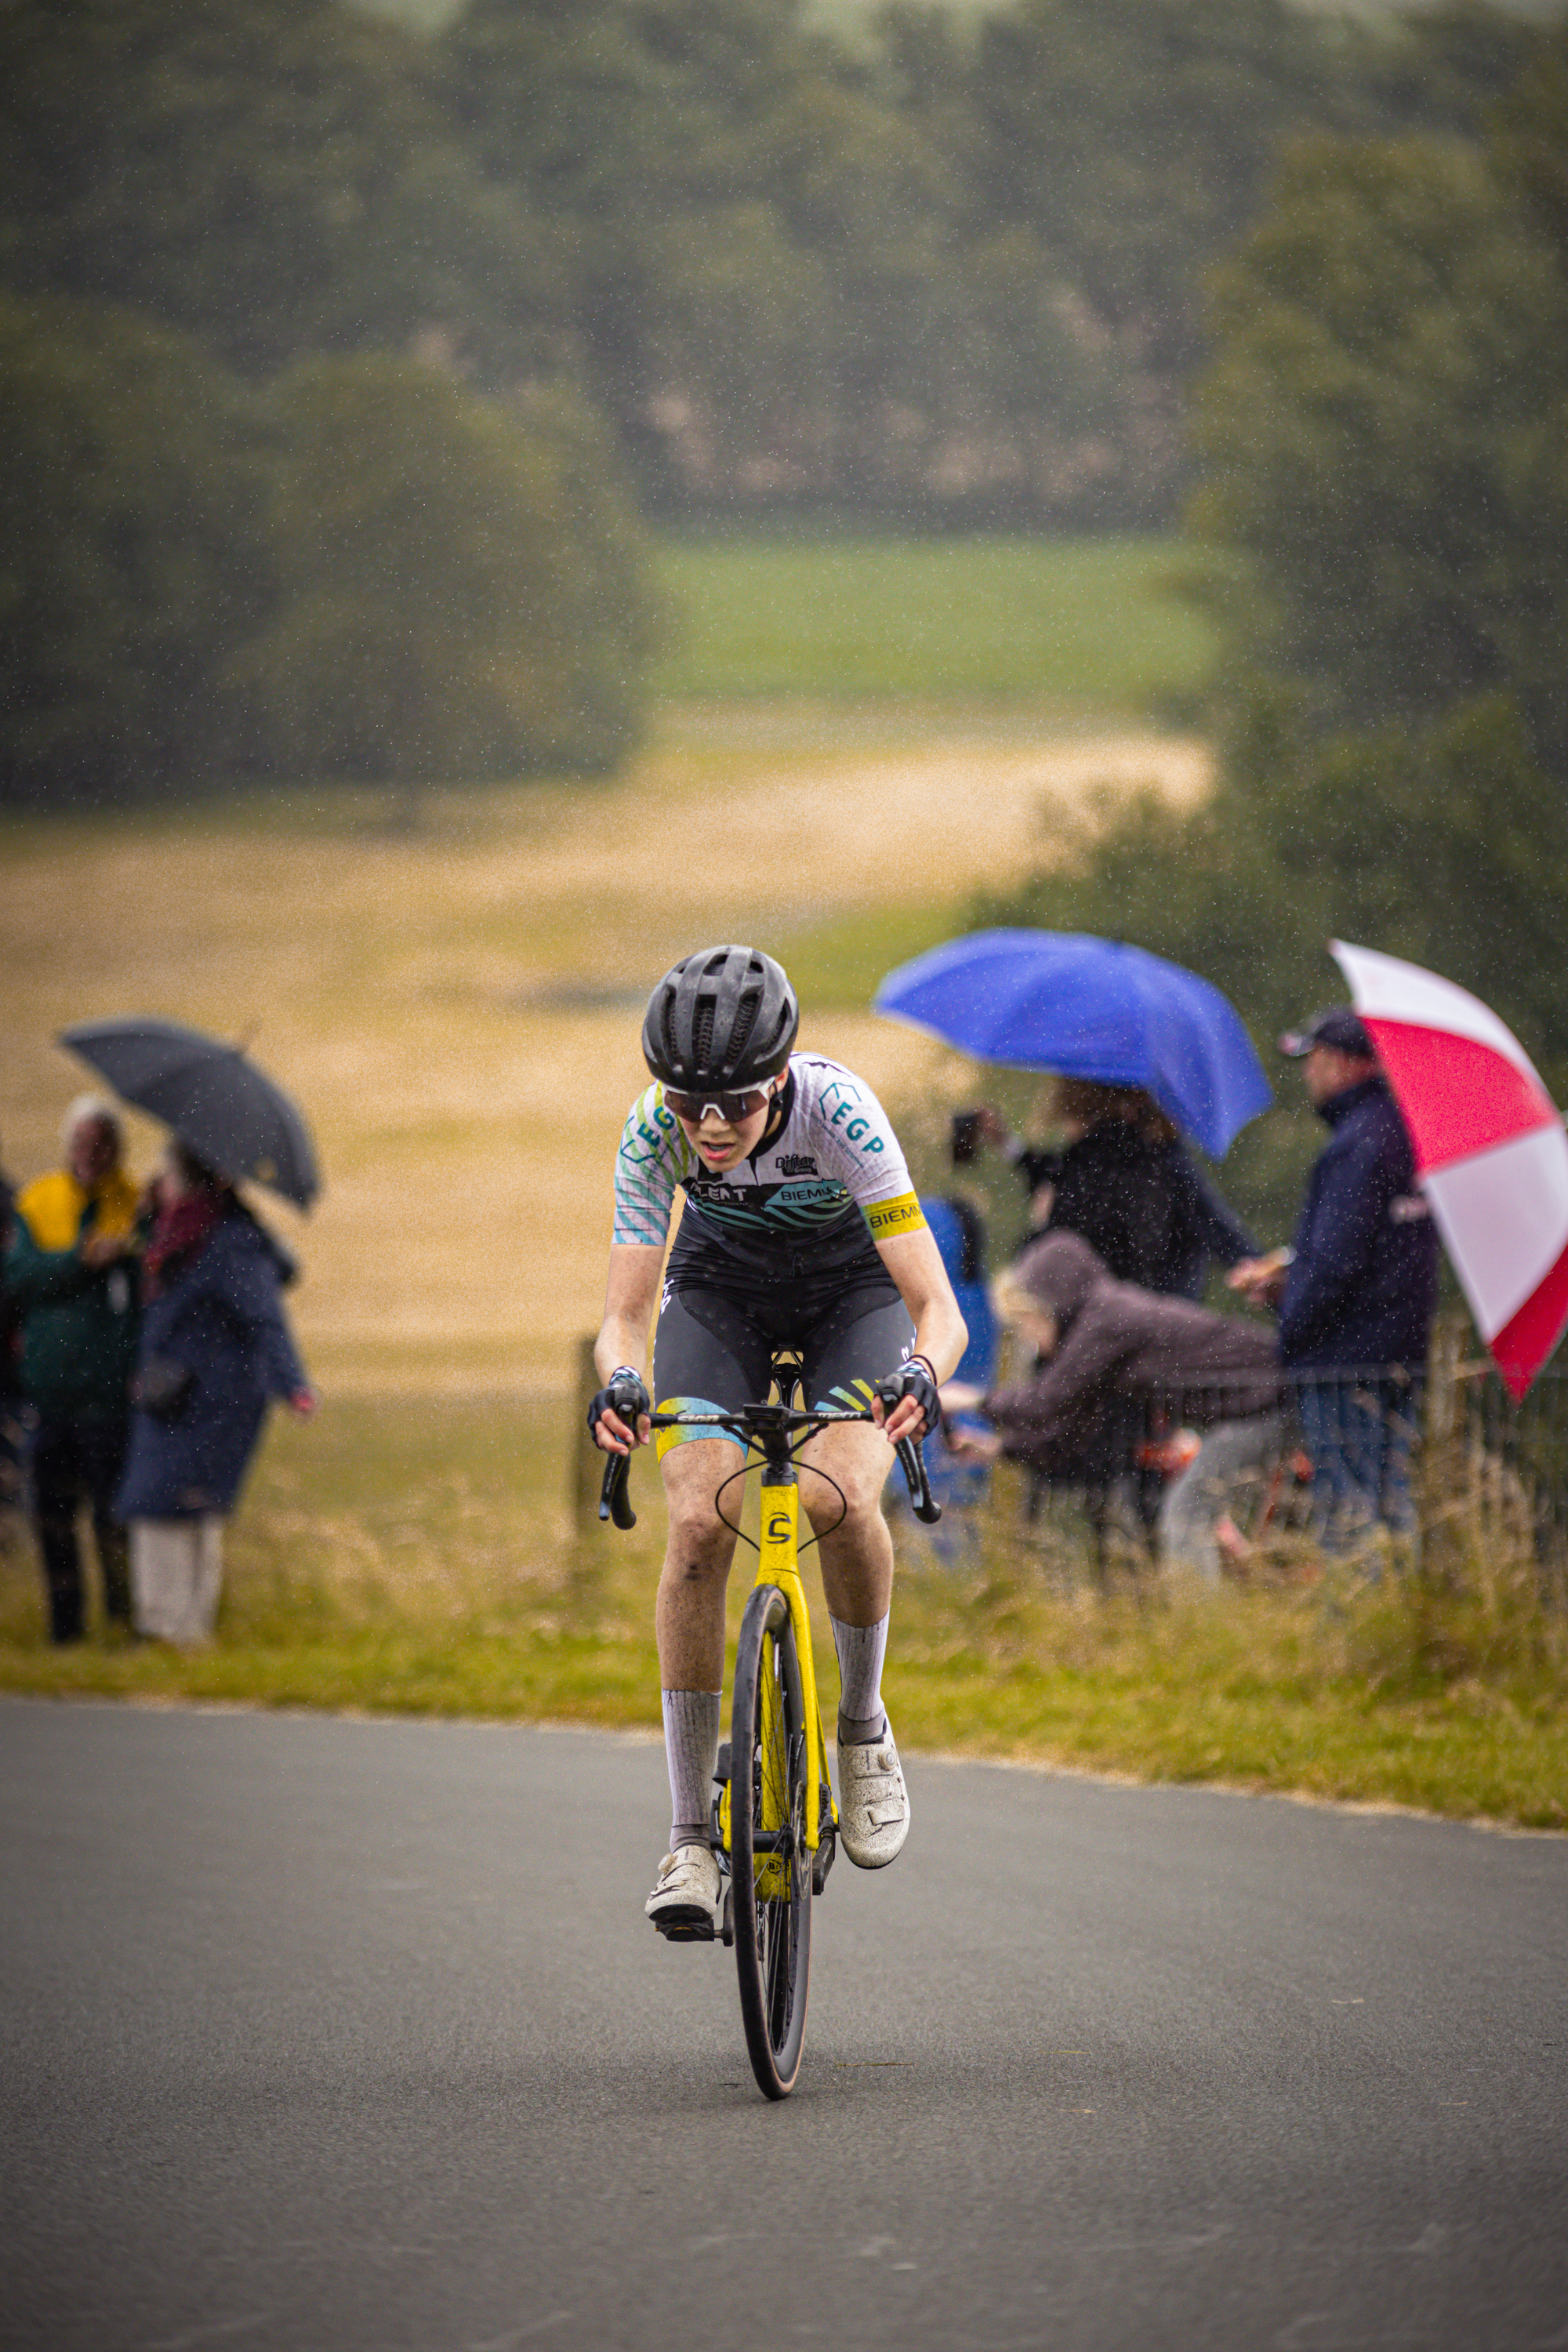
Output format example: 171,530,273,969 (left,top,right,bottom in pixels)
5,1697,1566,2352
